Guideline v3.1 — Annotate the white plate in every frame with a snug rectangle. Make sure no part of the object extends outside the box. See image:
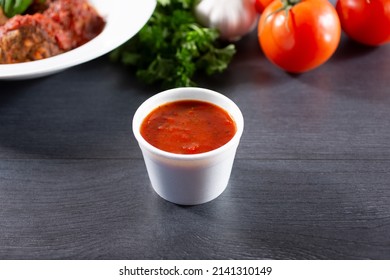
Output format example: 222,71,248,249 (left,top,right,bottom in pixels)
0,0,156,80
